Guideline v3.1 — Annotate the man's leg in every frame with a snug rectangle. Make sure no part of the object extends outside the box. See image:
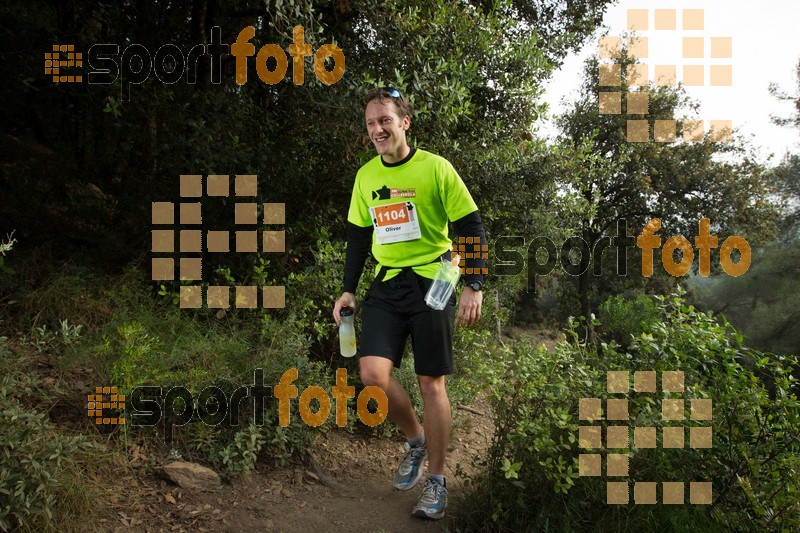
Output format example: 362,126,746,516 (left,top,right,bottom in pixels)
412,374,450,520
359,355,422,439
417,375,450,475
361,355,428,491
